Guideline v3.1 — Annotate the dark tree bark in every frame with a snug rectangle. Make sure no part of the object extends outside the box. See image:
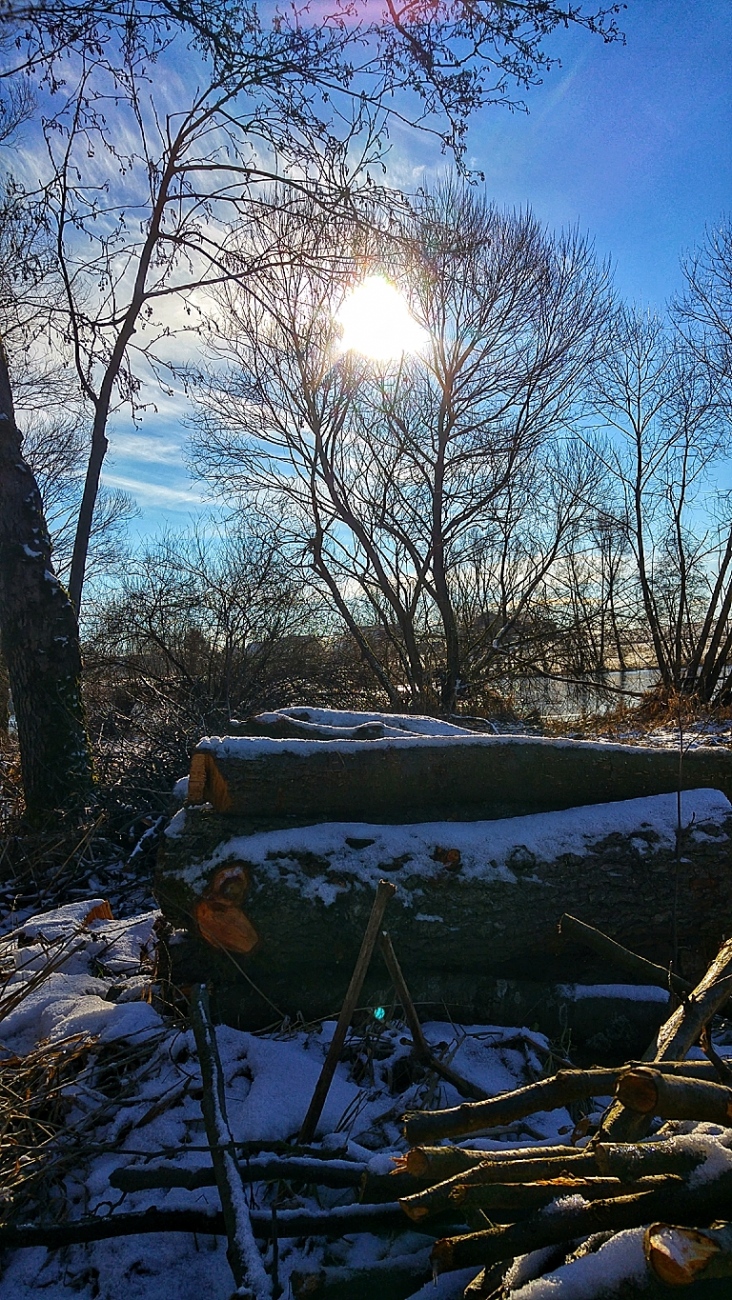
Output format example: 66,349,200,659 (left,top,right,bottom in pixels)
0,339,94,820
0,644,9,741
